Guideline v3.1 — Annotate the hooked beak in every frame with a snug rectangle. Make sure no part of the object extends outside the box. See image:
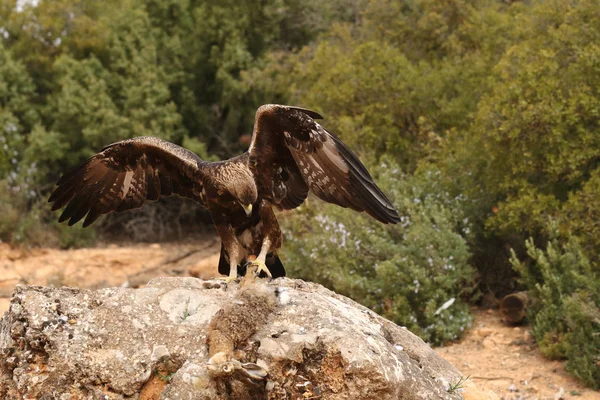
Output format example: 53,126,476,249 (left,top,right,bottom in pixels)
243,203,253,216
